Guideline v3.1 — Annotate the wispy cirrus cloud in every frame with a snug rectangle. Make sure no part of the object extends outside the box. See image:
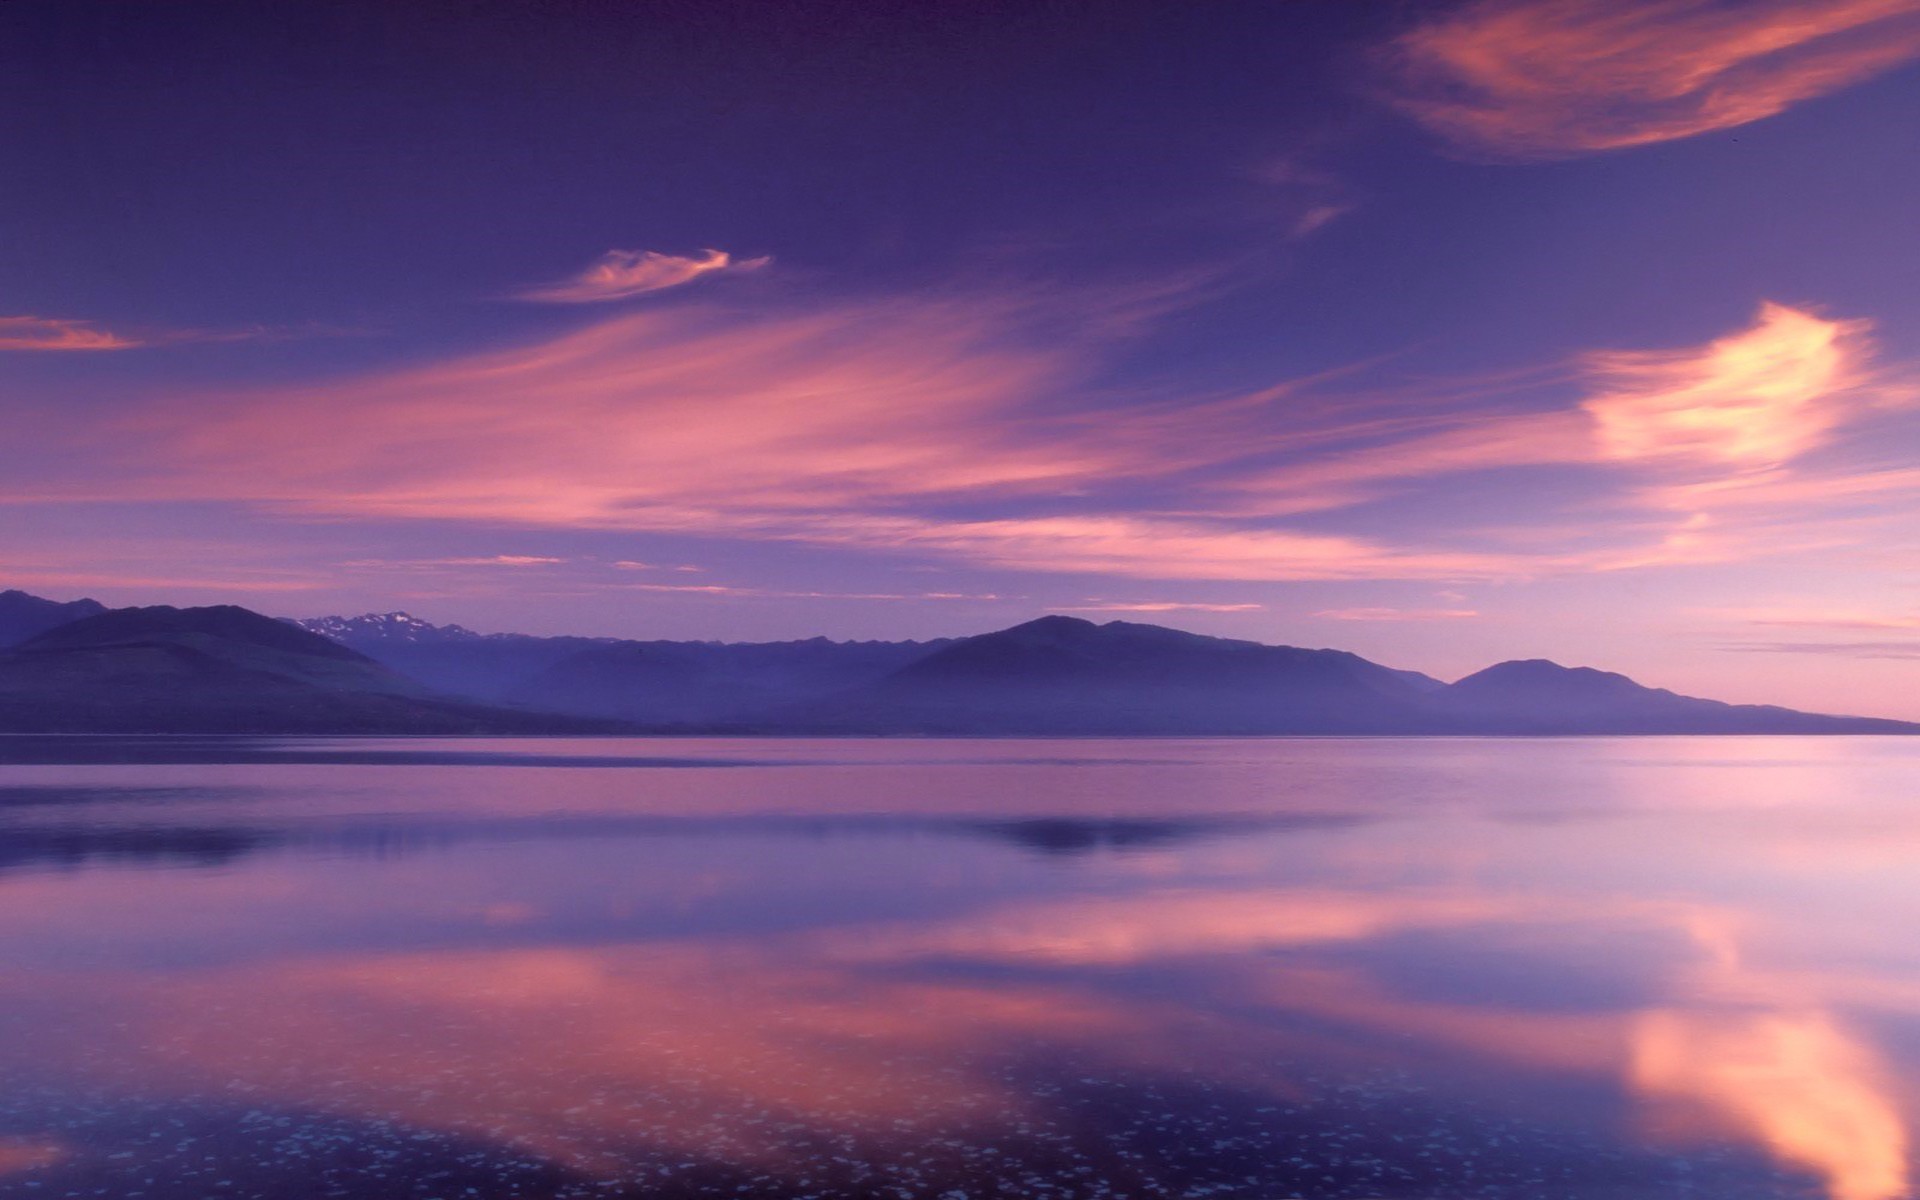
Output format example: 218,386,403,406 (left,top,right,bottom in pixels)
0,315,141,352
9,287,1913,589
1382,0,1920,160
1713,606,1920,631
0,314,357,353
1726,640,1920,659
30,285,1537,582
514,248,769,304
341,555,567,569
819,514,1515,582
1226,301,1913,570
618,581,1004,603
